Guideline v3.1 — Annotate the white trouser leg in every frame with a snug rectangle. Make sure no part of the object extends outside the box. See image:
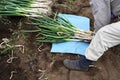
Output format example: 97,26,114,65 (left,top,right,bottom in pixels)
85,21,120,61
